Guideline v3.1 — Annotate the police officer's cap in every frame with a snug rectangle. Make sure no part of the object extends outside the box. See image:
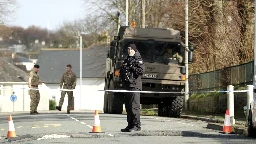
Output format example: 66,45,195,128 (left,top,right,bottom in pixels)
128,44,137,52
34,64,40,68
